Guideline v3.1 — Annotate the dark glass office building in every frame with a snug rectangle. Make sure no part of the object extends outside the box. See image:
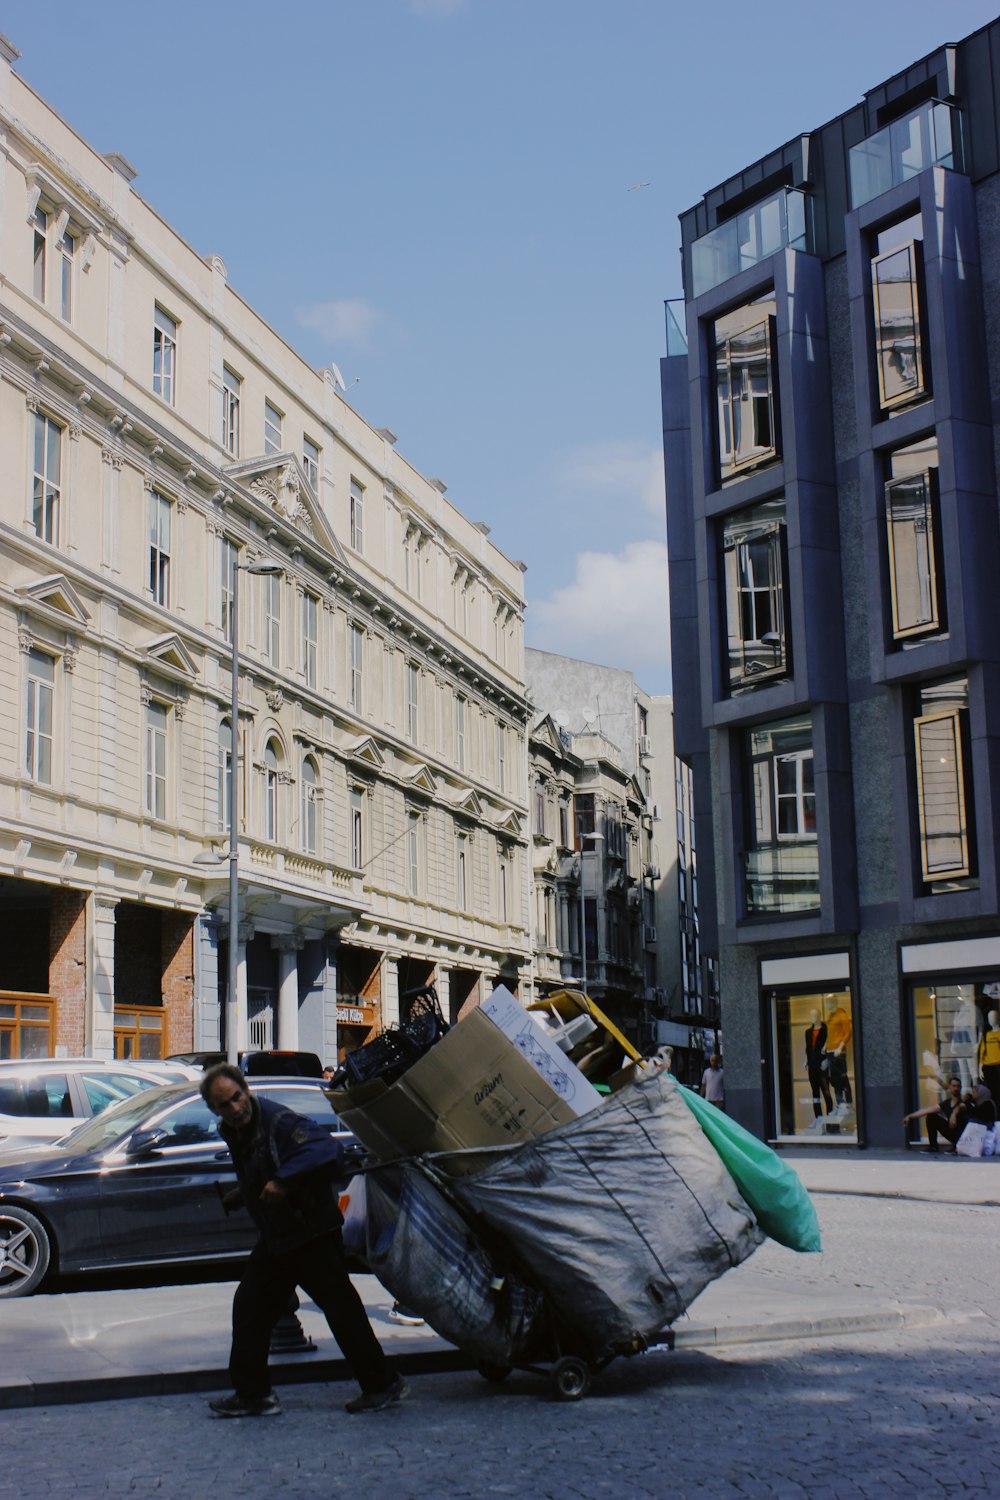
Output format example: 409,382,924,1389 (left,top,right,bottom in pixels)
662,21,1000,1150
